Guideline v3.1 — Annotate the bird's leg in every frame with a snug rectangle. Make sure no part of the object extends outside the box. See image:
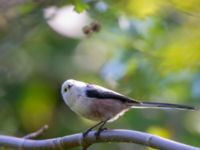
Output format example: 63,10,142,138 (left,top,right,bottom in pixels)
82,122,103,150
83,121,104,137
95,119,109,137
